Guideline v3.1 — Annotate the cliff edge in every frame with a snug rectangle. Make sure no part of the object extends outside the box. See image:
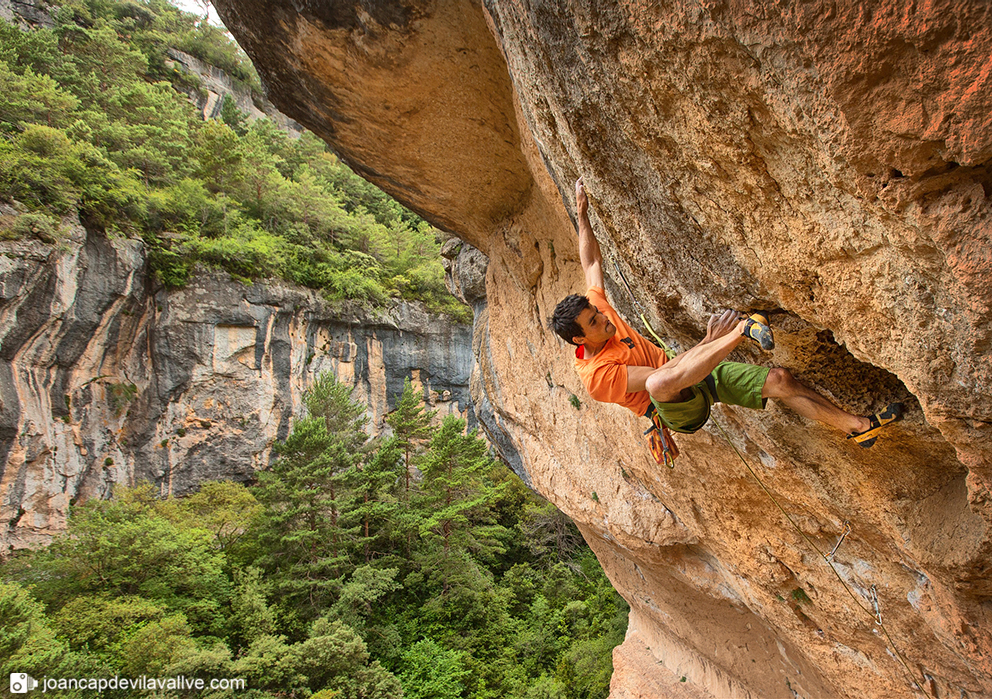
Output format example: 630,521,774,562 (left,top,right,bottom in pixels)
213,1,991,697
